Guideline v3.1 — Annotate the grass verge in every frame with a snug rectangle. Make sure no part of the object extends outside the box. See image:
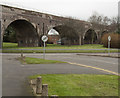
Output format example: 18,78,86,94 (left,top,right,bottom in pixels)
29,74,118,96
2,42,118,53
3,49,118,53
18,57,66,64
3,43,106,49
